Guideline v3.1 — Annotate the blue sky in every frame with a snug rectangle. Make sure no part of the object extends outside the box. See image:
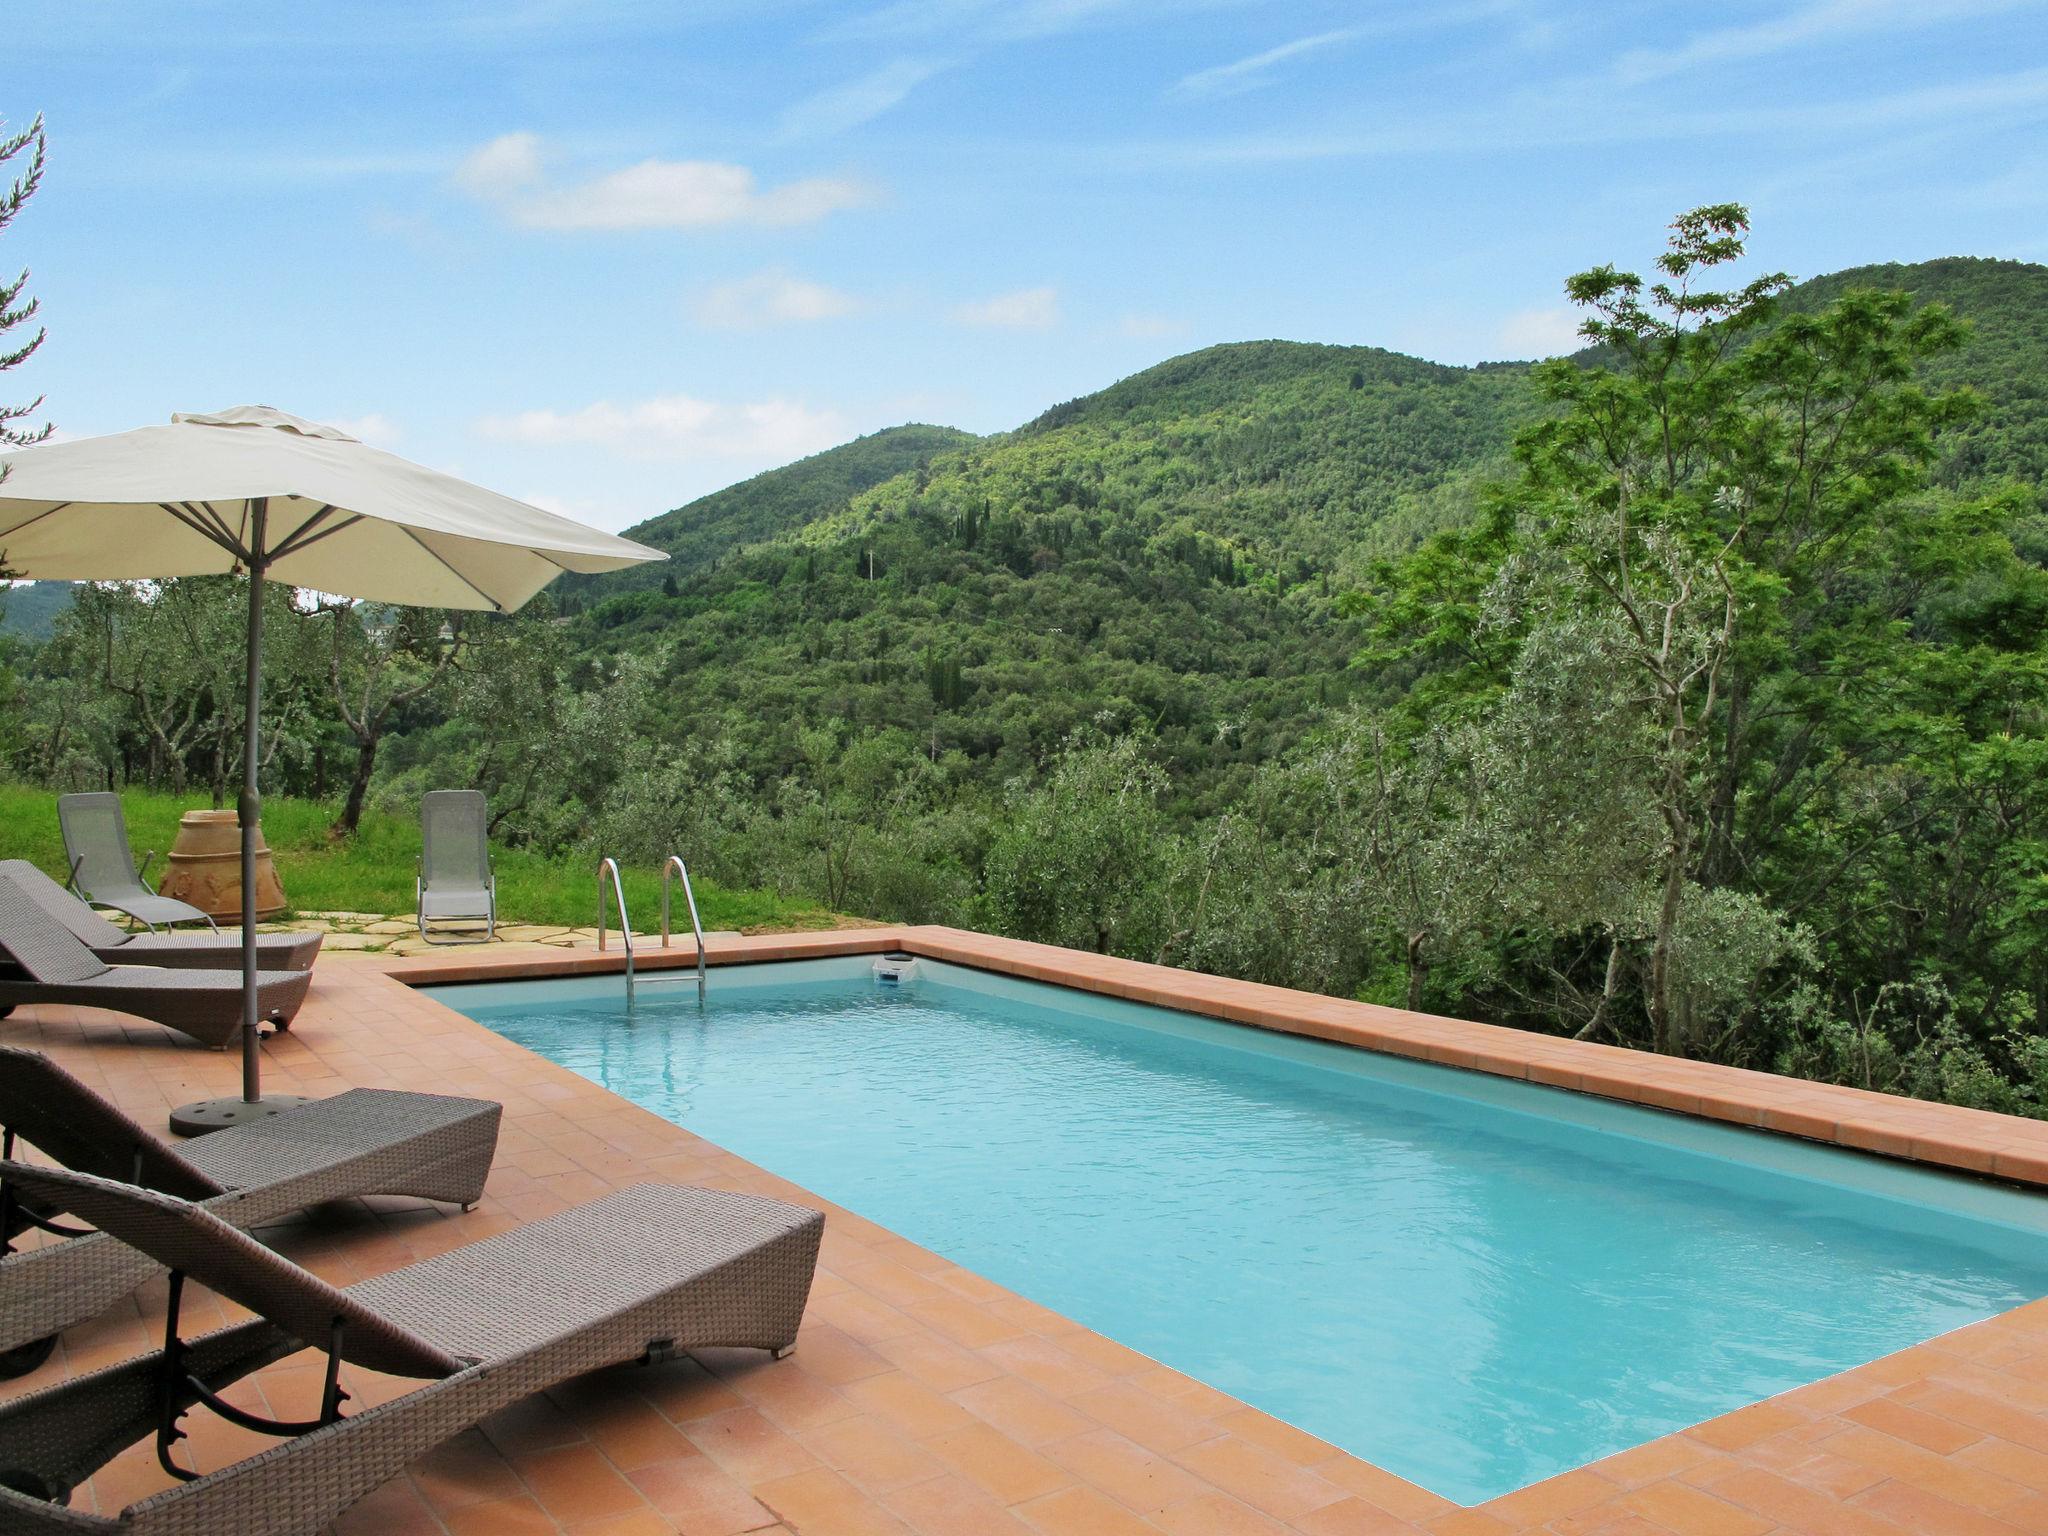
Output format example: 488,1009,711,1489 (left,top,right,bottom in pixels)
9,0,2048,530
